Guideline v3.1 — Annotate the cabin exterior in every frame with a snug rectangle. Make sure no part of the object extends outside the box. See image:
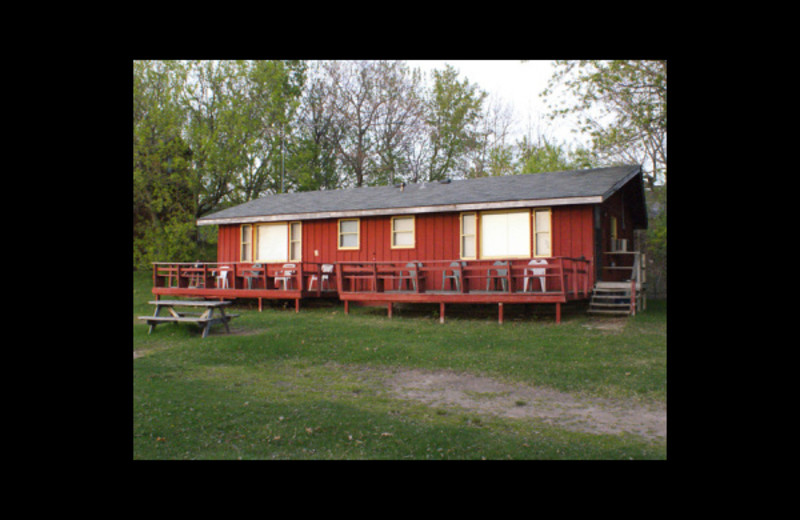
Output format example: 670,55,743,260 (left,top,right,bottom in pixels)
151,165,648,322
